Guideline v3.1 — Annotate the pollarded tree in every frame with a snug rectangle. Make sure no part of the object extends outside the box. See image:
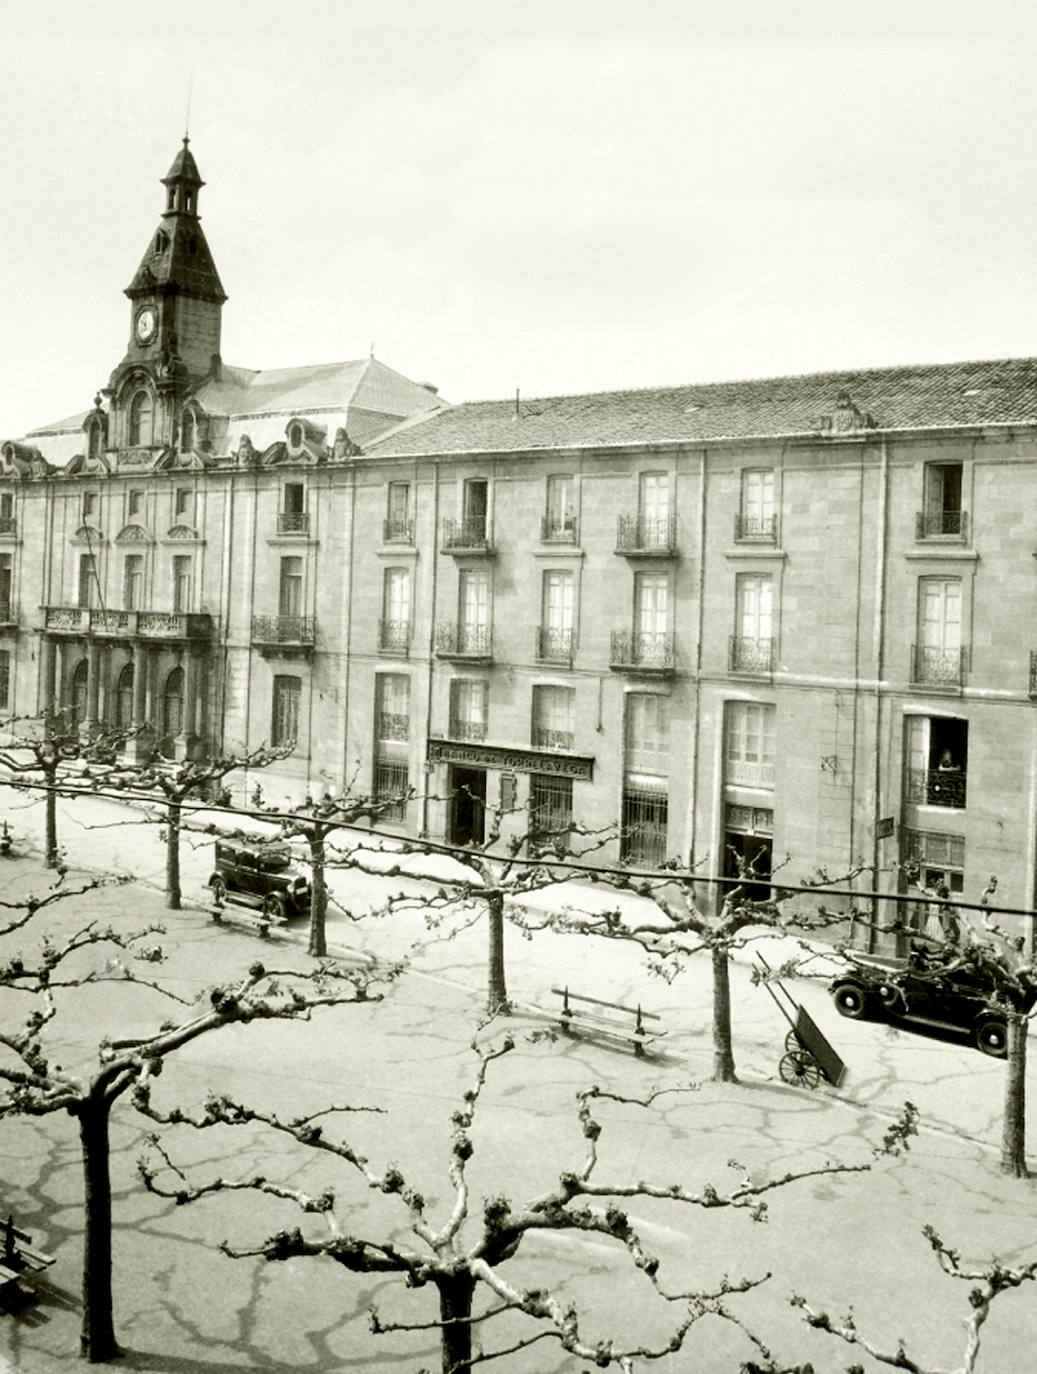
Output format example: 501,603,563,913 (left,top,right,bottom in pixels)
0,714,129,869
137,1030,918,1374
0,890,396,1363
